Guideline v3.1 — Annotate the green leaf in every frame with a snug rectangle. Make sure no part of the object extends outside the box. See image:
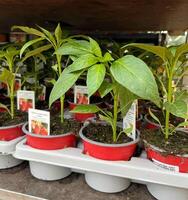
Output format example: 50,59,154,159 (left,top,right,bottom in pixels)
22,44,52,62
0,103,11,115
47,79,56,85
99,114,113,127
110,55,160,106
124,43,171,62
87,64,106,97
0,68,14,86
67,53,98,72
118,84,137,116
175,44,188,60
123,124,133,135
37,26,56,47
52,64,58,72
149,108,162,127
175,90,188,102
20,37,44,57
101,52,114,62
98,80,114,98
70,104,100,113
56,39,91,56
69,55,78,61
89,37,102,57
49,68,83,106
11,26,45,37
37,53,47,64
55,23,63,45
164,100,188,119
175,121,188,128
